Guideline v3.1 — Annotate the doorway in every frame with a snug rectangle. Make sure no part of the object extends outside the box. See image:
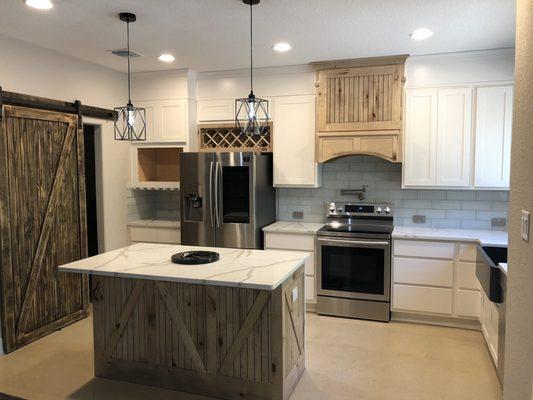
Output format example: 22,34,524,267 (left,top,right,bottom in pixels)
83,125,98,257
